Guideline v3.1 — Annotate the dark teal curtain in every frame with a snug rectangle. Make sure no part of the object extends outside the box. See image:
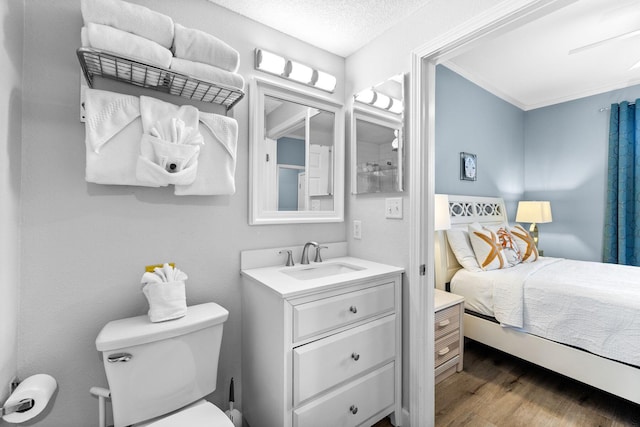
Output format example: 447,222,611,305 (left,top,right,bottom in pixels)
603,100,640,265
